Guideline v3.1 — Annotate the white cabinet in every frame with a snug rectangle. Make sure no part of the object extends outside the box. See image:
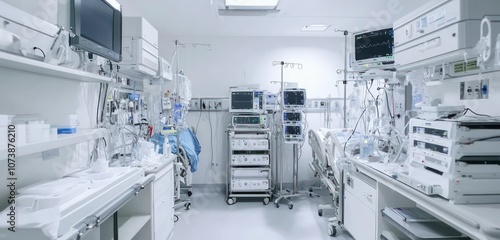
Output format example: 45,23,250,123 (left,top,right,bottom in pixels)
99,157,175,240
344,172,377,240
150,160,175,240
344,191,376,240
